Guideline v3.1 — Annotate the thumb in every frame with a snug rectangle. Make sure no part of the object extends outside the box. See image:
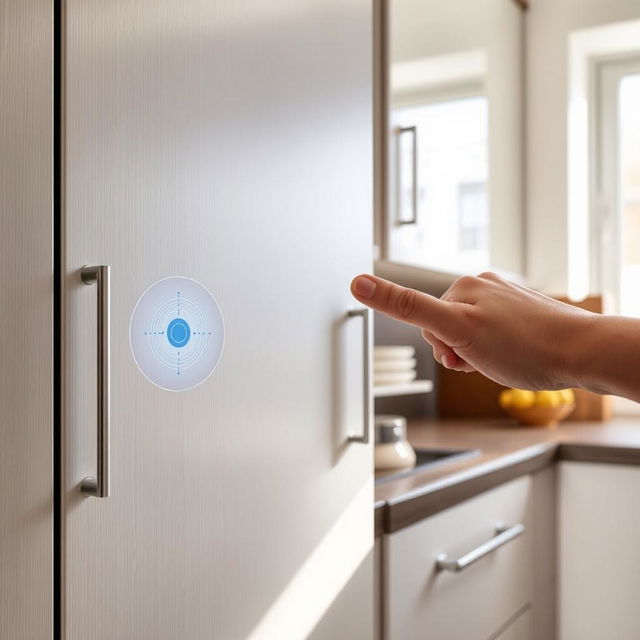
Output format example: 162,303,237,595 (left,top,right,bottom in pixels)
350,274,464,343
